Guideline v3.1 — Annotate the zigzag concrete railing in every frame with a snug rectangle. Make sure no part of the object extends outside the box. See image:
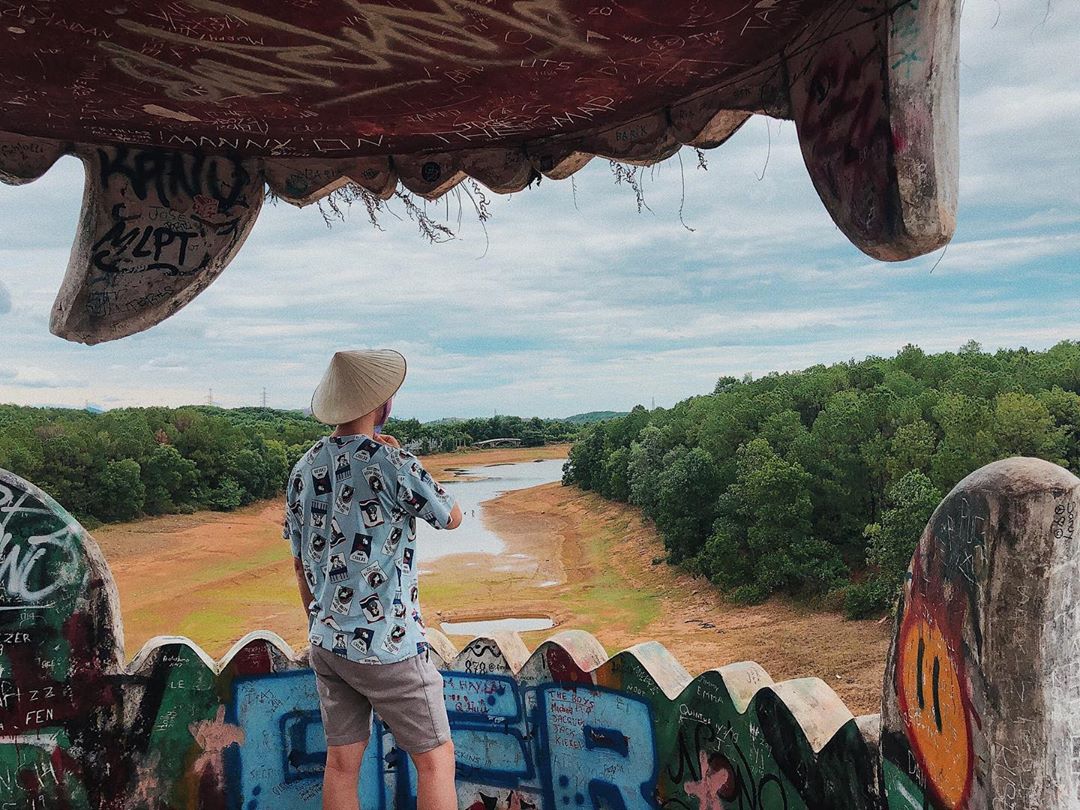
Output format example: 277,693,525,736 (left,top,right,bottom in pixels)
0,456,1076,809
